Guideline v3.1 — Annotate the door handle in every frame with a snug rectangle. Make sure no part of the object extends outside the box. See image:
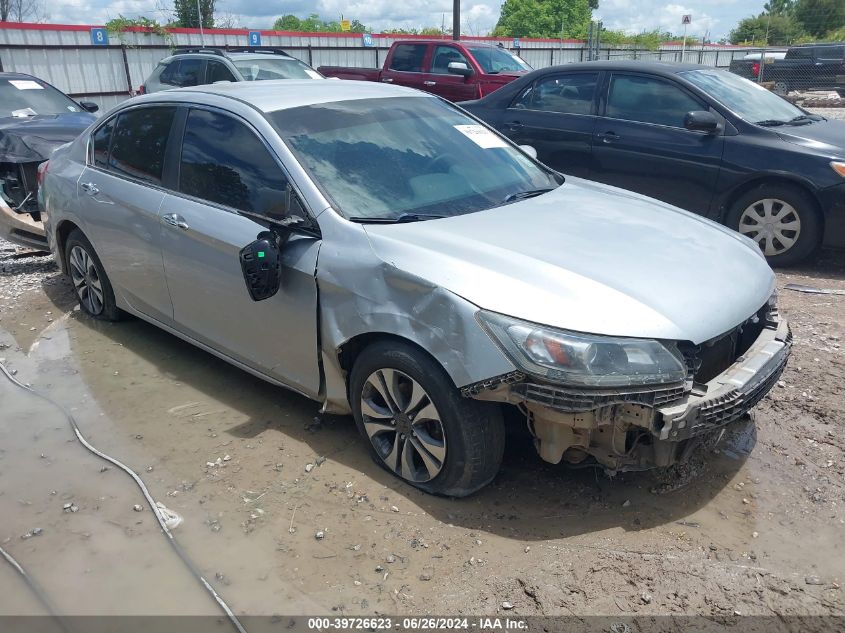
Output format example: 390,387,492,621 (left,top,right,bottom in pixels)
423,81,436,86
81,182,99,195
380,77,393,83
600,131,620,143
161,213,189,230
504,121,524,131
